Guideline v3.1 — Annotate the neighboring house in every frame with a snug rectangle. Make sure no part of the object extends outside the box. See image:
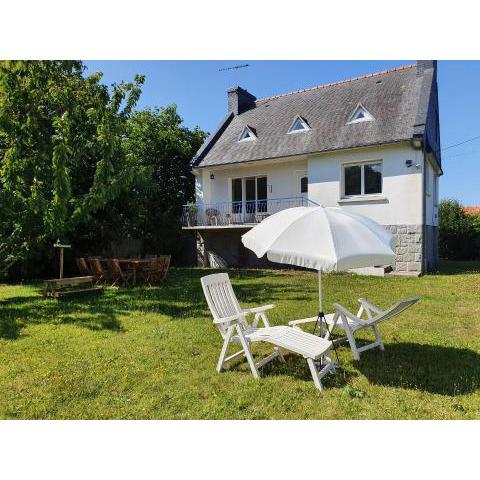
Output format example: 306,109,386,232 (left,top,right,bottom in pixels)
464,207,480,216
183,60,442,275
